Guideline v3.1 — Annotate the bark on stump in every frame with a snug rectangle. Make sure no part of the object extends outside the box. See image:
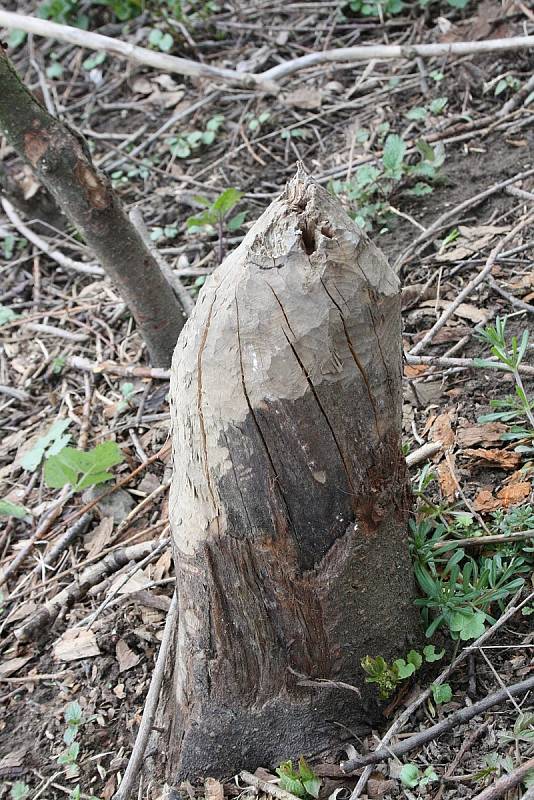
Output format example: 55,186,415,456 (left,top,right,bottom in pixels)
165,168,420,780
